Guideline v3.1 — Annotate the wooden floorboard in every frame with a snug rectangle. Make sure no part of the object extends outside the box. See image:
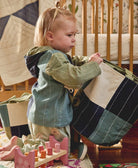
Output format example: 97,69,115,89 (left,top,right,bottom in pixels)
87,143,138,168
81,136,138,168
